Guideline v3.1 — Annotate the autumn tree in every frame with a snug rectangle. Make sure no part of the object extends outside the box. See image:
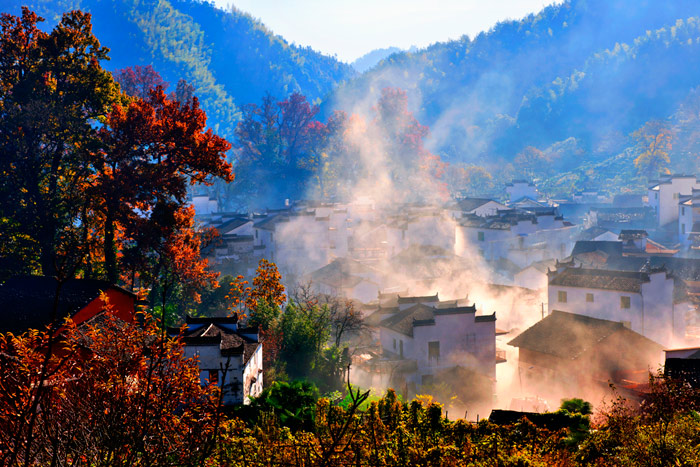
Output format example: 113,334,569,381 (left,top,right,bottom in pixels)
113,64,168,100
172,78,195,106
232,92,332,205
93,86,233,287
373,87,449,202
446,164,494,197
247,258,286,310
0,8,119,278
0,309,223,466
632,120,673,179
